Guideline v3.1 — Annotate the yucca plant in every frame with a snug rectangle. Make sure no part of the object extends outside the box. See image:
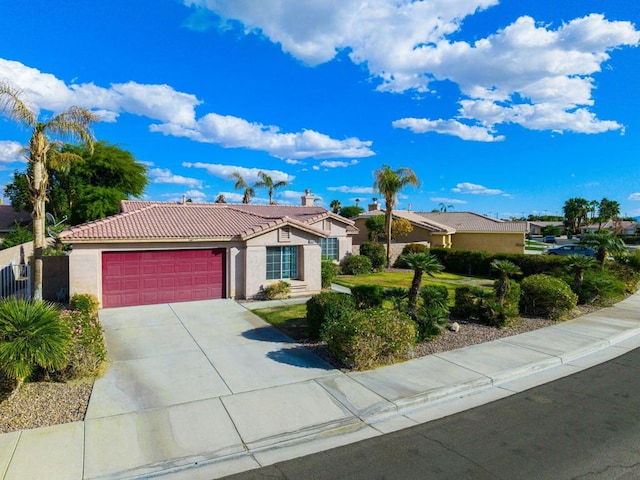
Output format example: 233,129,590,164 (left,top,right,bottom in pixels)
0,298,70,395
